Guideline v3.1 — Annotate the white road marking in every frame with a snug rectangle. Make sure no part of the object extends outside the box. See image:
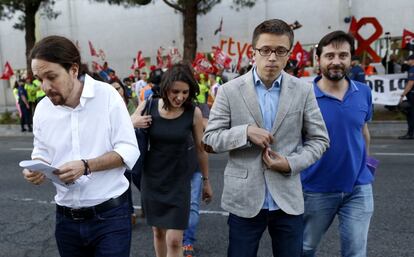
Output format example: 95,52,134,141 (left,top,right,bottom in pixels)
10,148,33,151
373,153,414,156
